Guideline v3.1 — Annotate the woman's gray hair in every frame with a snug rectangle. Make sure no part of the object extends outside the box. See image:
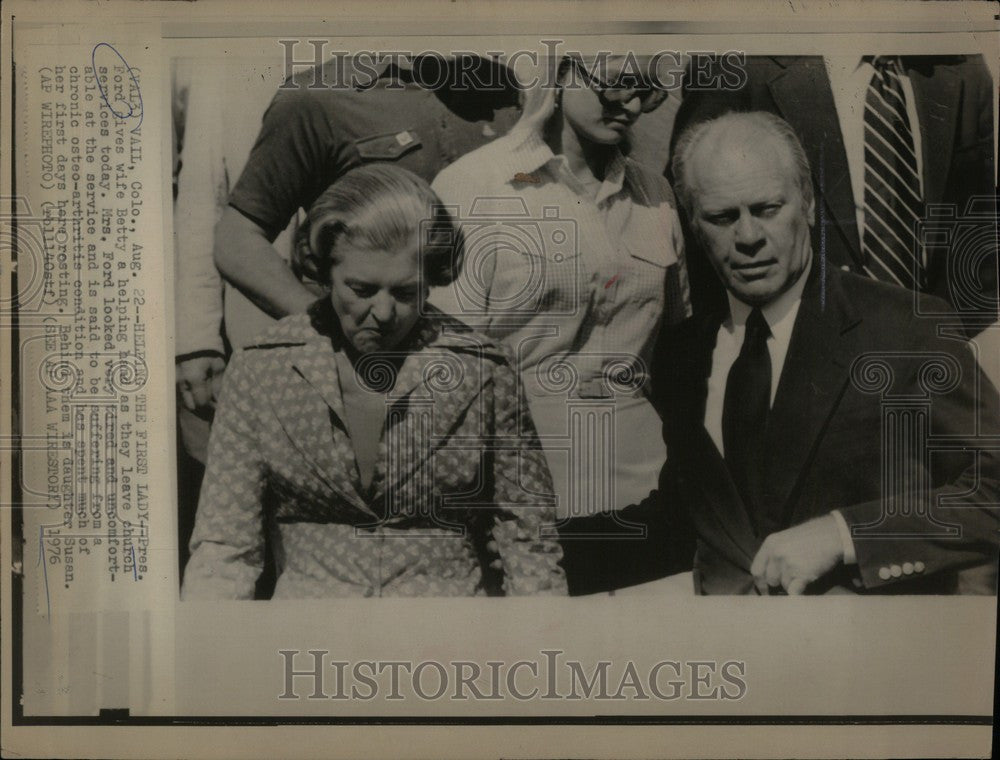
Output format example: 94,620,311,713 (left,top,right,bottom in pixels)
670,110,814,216
299,163,463,287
